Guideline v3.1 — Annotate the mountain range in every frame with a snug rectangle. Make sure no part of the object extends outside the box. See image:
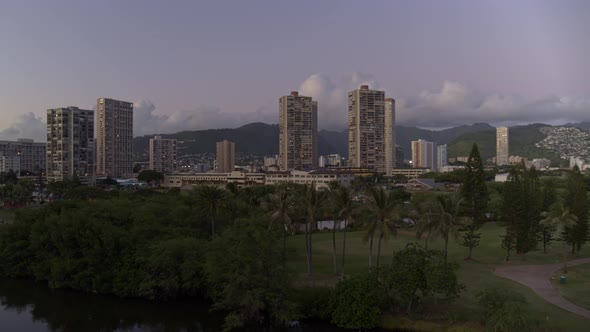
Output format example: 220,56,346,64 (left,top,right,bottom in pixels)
135,121,583,163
